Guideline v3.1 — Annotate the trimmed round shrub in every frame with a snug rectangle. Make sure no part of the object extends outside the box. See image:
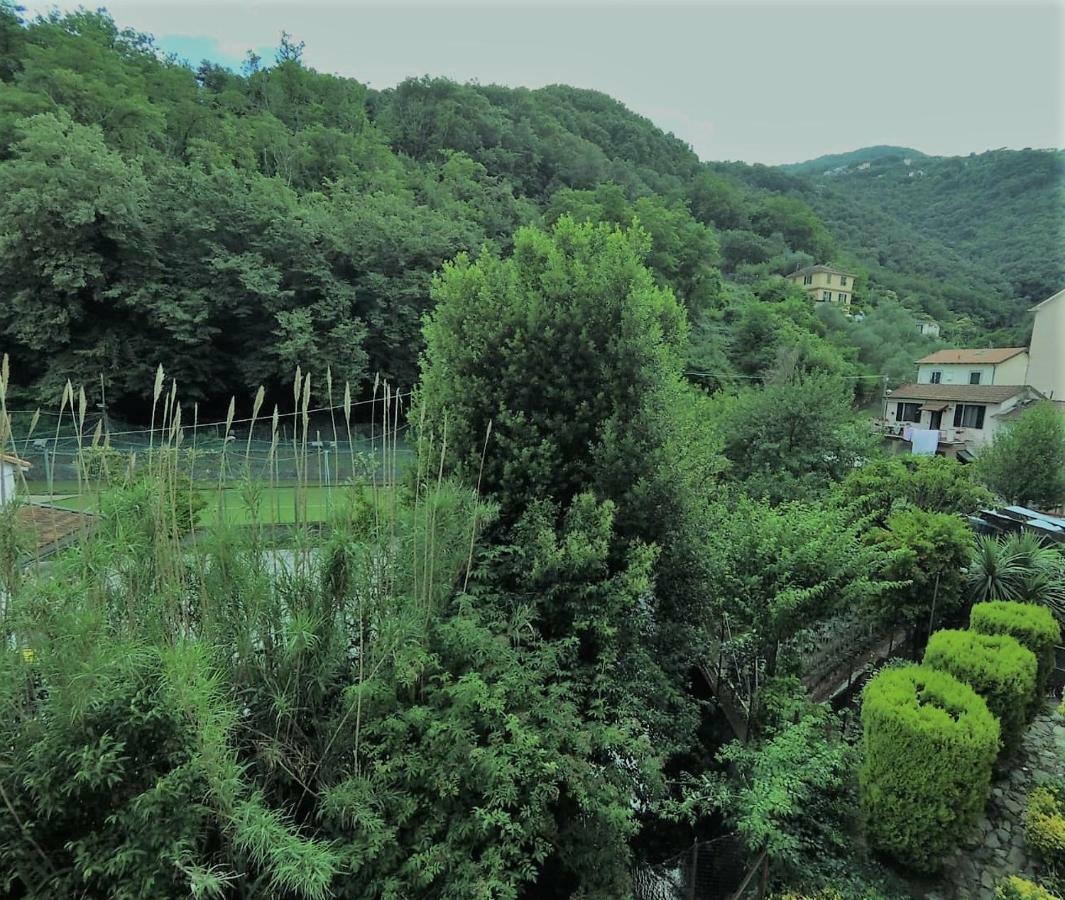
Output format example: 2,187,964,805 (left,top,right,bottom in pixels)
859,664,999,872
923,629,1037,755
970,601,1061,707
996,876,1059,900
